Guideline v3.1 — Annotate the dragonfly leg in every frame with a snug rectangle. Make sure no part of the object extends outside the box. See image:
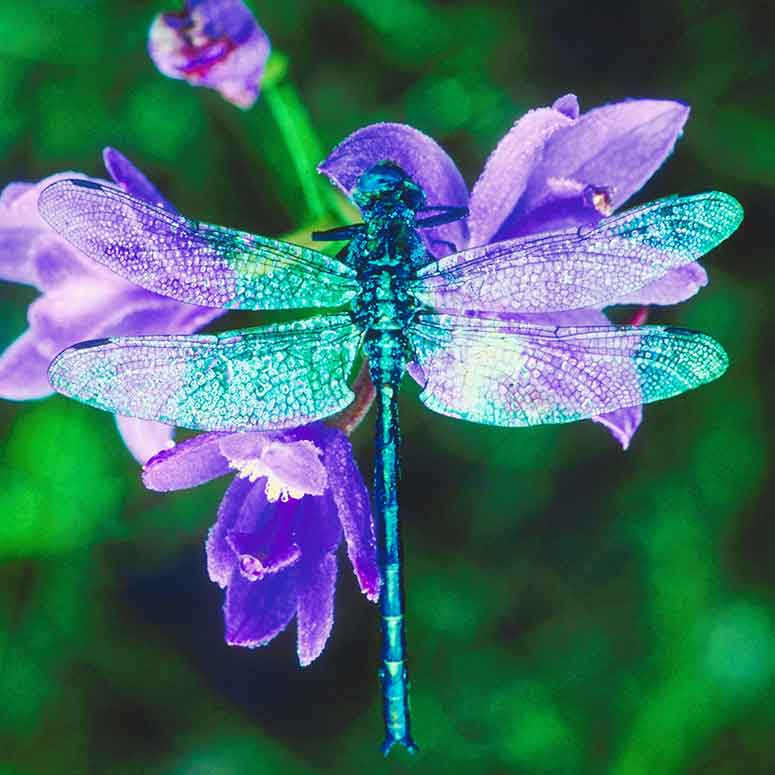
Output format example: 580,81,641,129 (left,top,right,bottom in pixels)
311,223,366,241
429,238,458,256
416,205,469,228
